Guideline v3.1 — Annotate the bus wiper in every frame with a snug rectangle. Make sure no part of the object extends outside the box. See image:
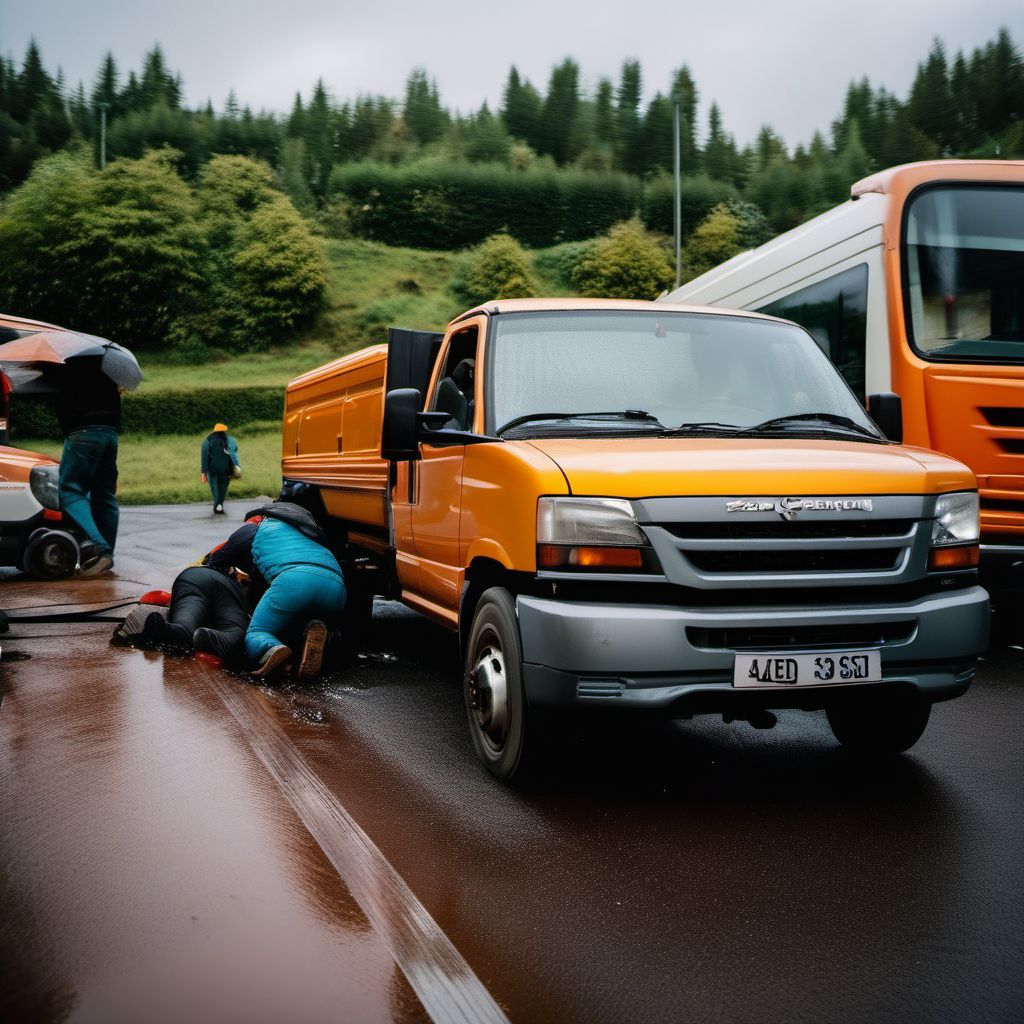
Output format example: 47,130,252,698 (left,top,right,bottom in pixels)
497,409,664,435
735,412,882,439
